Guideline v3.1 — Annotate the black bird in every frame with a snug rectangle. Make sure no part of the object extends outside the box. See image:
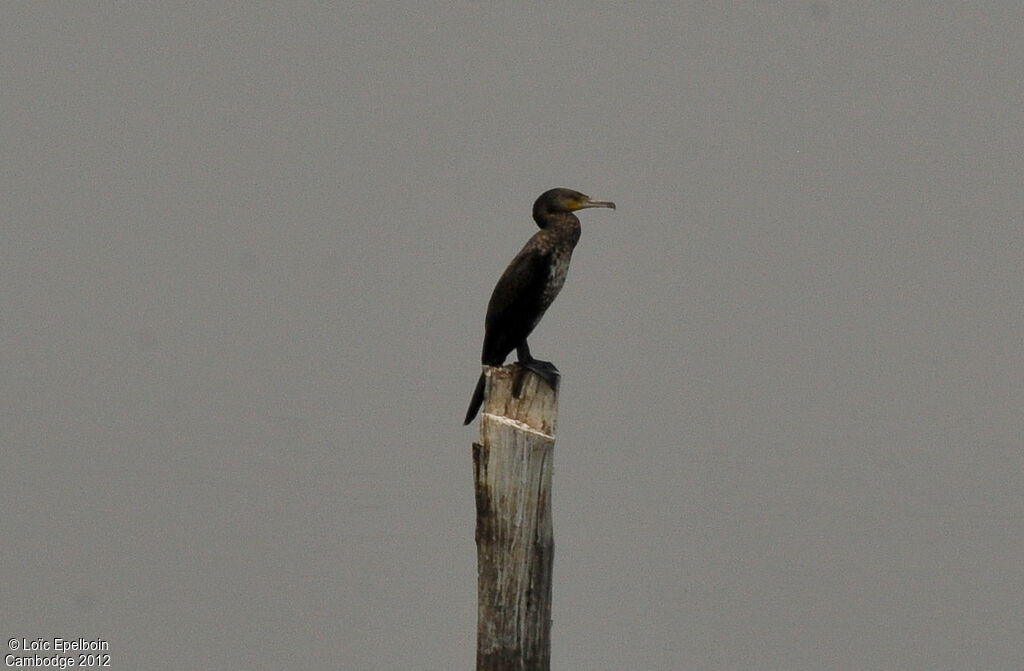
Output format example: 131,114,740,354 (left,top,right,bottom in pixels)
463,188,616,425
